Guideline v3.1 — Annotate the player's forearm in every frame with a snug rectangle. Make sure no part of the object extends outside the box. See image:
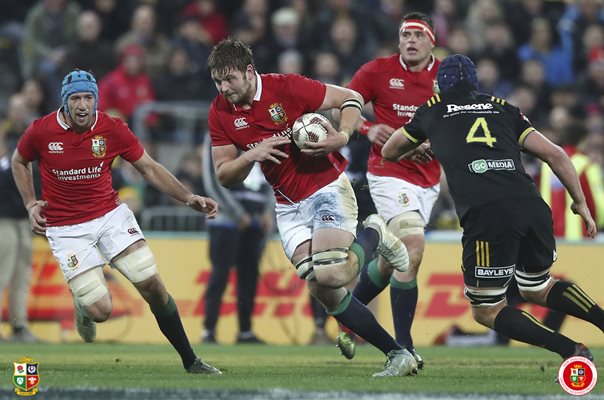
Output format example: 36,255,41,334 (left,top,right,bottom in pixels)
141,162,193,204
11,155,37,208
382,128,418,161
215,153,255,188
546,148,588,206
